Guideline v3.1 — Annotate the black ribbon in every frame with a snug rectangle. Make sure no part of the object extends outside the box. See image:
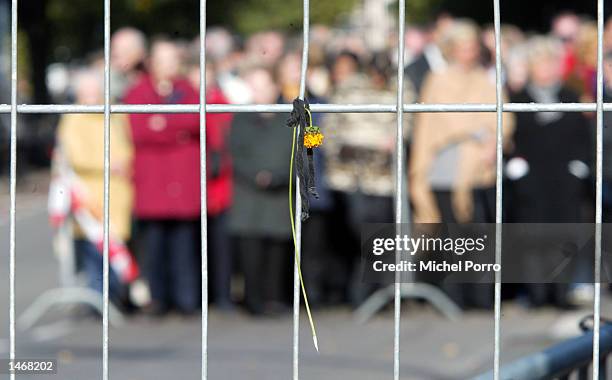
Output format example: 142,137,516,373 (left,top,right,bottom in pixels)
286,98,319,221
